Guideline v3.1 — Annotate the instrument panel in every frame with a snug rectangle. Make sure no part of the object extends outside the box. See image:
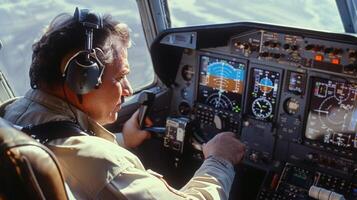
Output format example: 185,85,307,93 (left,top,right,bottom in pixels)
152,23,357,199
169,29,357,158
